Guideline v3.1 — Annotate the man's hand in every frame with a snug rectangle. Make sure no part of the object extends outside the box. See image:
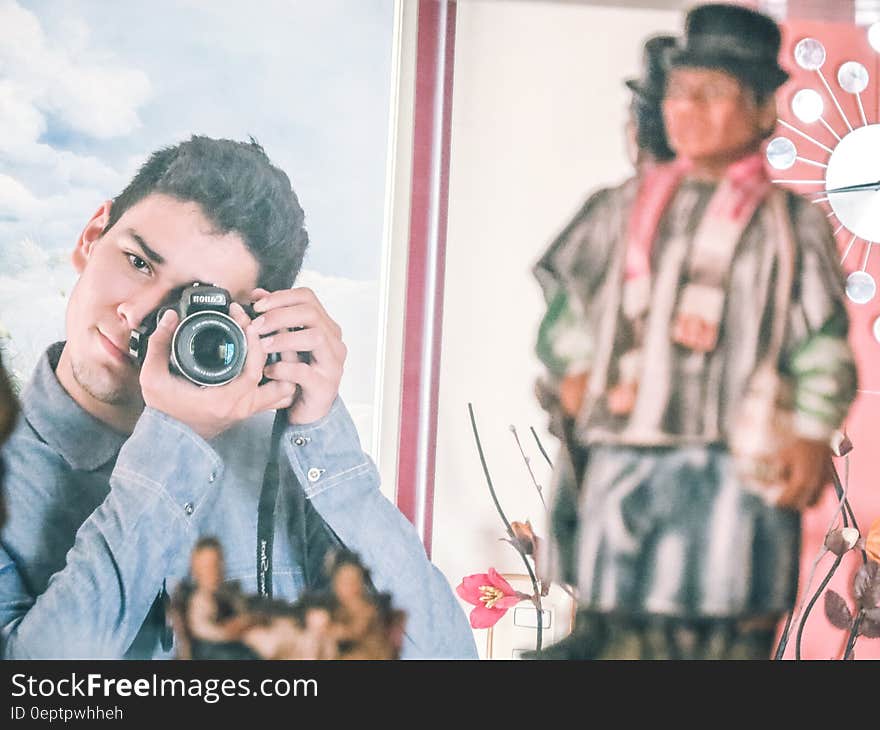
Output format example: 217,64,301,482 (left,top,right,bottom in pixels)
772,437,833,511
139,304,297,440
249,287,347,425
